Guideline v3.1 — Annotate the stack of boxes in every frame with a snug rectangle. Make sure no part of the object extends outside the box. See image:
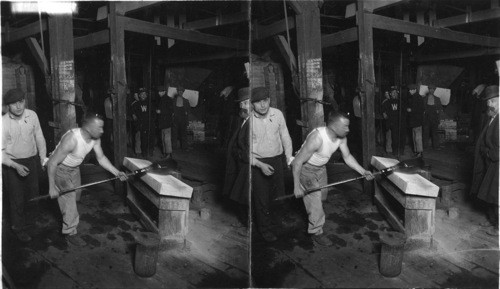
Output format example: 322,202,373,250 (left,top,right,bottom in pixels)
438,119,457,141
188,121,205,142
